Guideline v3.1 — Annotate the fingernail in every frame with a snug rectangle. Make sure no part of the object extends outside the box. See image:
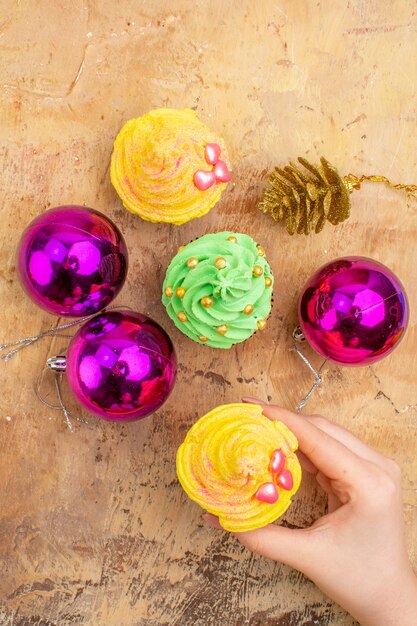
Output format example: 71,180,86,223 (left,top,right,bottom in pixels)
202,513,223,530
242,396,266,405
